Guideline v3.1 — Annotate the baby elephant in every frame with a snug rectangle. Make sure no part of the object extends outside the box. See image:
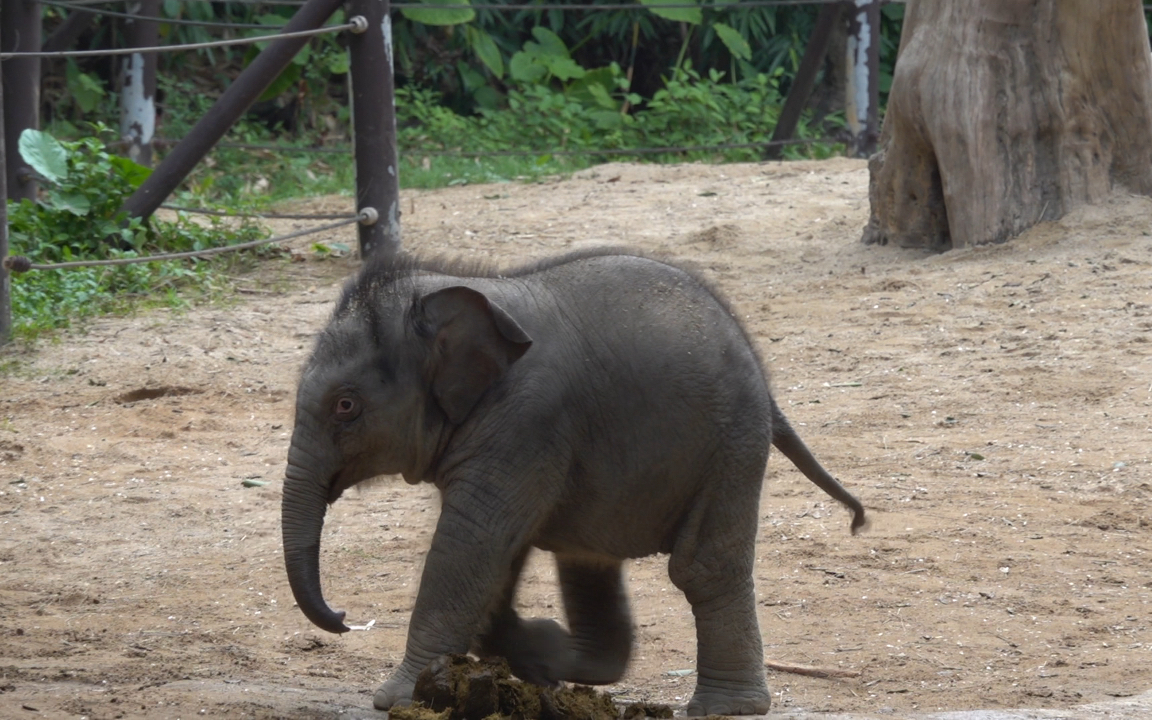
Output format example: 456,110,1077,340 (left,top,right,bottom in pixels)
282,249,866,716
